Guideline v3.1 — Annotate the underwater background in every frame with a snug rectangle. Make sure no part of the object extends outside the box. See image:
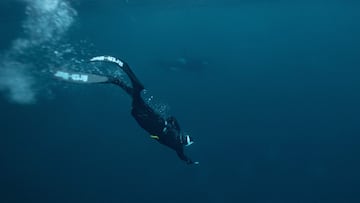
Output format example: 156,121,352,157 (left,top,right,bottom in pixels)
1,0,359,202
